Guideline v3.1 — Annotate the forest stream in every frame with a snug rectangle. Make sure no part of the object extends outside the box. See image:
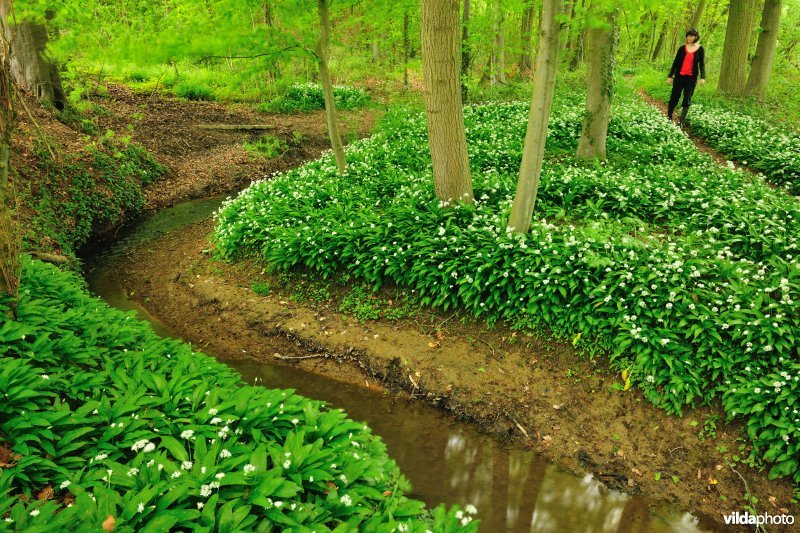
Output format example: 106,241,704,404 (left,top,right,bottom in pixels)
82,196,722,533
